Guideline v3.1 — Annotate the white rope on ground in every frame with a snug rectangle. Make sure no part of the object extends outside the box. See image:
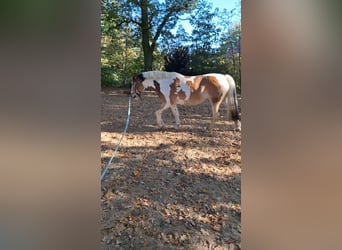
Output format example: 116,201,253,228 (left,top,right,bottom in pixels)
101,95,131,181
